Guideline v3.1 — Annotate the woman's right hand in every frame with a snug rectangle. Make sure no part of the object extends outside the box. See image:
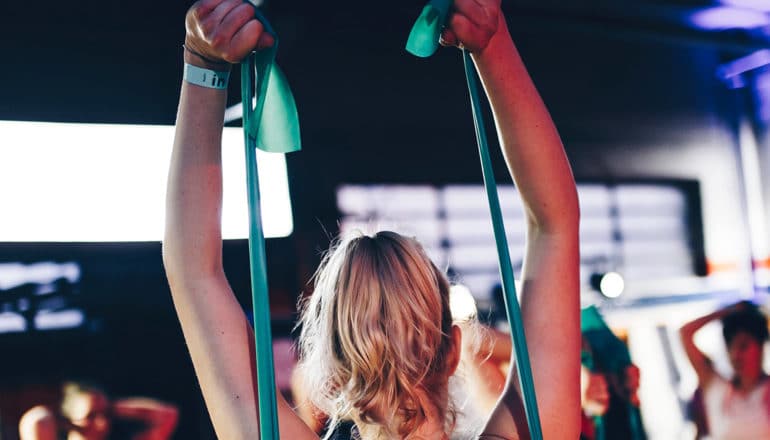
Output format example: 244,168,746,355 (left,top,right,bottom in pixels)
184,0,274,66
441,0,503,54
